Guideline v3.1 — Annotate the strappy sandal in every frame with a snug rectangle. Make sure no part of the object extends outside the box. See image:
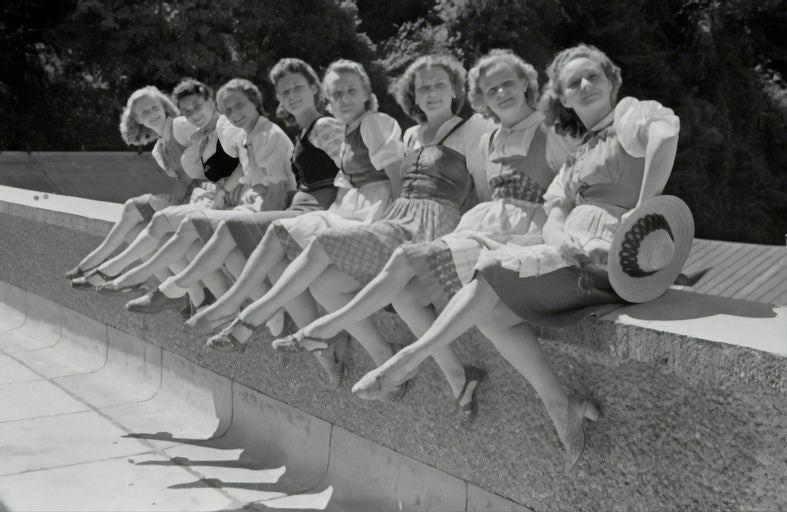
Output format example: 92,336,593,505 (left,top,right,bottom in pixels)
328,354,346,388
205,319,258,354
456,365,487,423
352,366,419,401
271,331,330,353
556,394,601,472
